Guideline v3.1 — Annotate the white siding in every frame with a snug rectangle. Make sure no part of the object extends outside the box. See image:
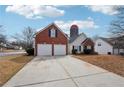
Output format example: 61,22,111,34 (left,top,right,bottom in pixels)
81,46,84,52
71,34,87,46
95,39,113,54
33,38,35,48
69,33,87,54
